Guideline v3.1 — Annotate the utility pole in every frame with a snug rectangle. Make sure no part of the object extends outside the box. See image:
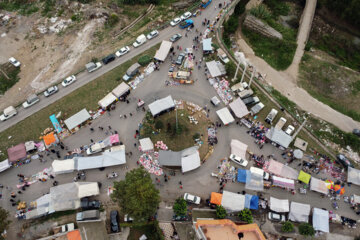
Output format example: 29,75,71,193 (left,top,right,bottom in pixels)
232,61,240,82
248,67,255,88
240,63,247,83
